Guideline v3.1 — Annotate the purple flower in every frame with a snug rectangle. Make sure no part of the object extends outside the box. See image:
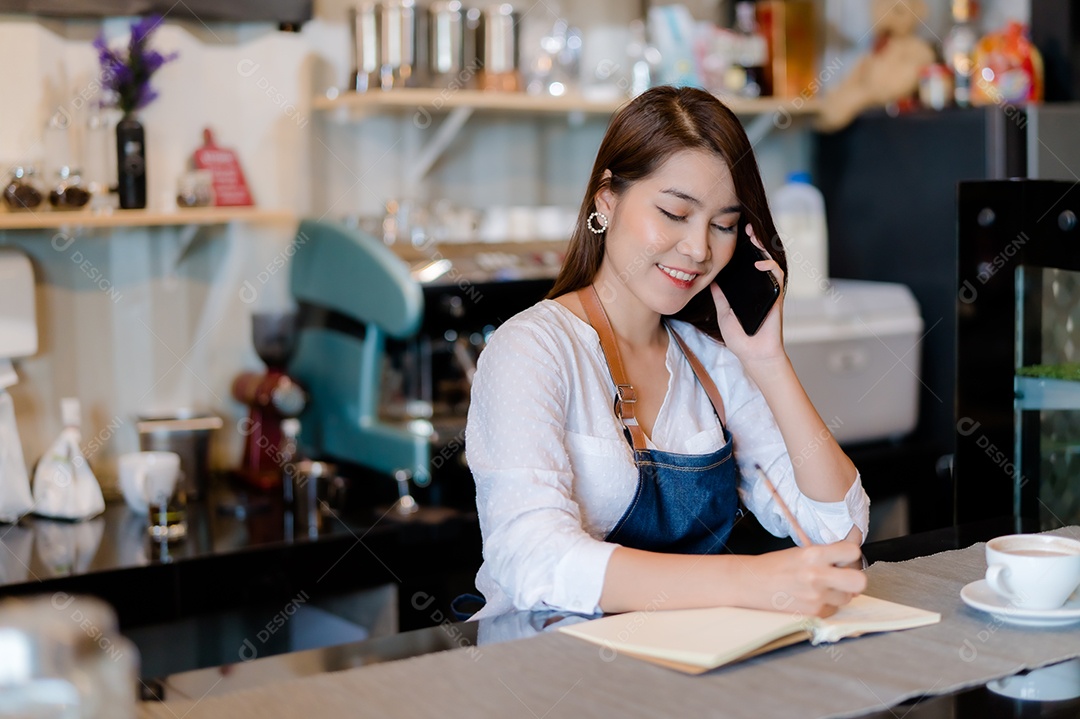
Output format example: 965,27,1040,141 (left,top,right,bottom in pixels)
129,15,160,46
95,15,177,115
